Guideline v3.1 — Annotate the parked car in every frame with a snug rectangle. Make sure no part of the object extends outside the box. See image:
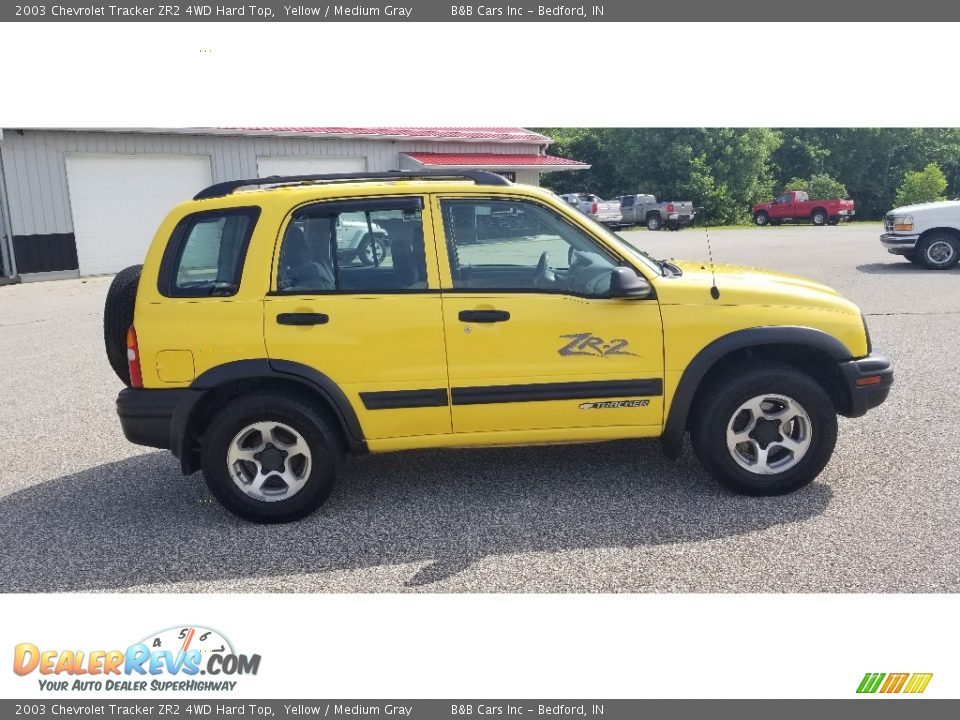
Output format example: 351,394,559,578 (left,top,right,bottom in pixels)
752,191,856,227
558,192,622,226
882,200,960,270
104,169,891,523
617,194,696,231
335,213,390,266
